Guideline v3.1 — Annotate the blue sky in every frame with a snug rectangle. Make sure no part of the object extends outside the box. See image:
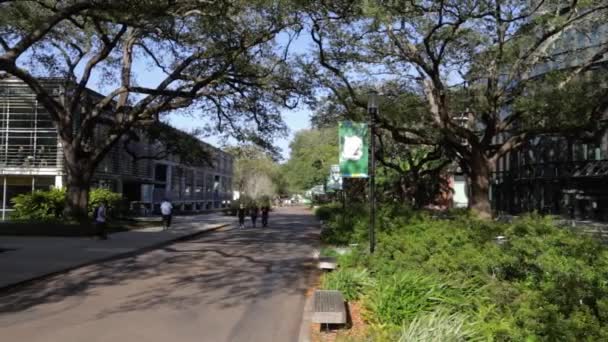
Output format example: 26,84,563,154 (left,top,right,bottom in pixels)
124,31,314,161
168,101,312,161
